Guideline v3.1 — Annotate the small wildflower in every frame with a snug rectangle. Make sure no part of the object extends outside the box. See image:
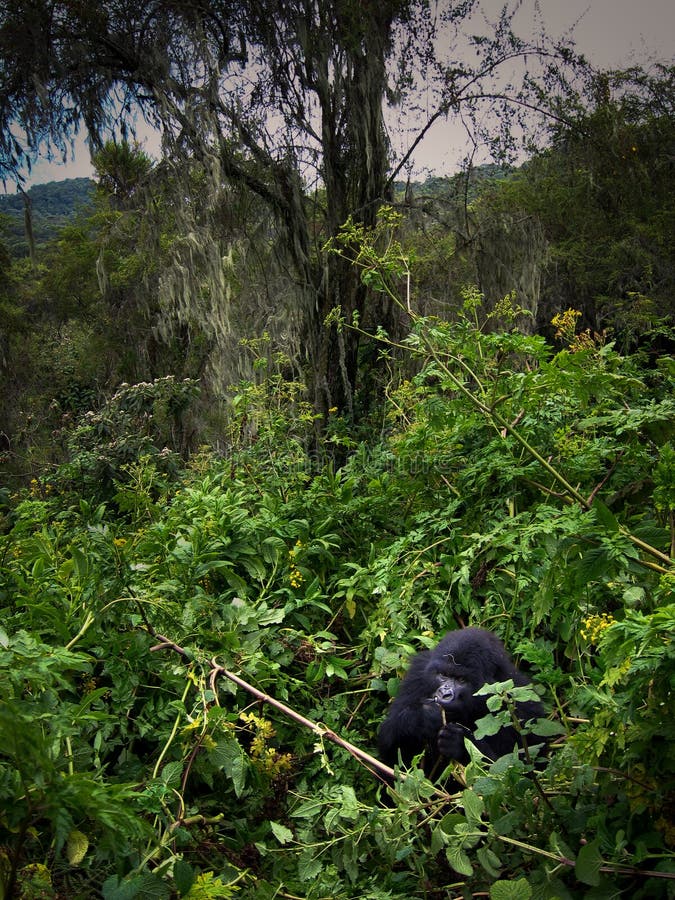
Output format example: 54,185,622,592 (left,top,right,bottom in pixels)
288,541,305,587
240,712,293,775
580,613,616,644
552,308,582,344
182,717,204,733
240,712,275,739
113,537,127,547
569,329,597,352
552,308,604,352
289,567,304,588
